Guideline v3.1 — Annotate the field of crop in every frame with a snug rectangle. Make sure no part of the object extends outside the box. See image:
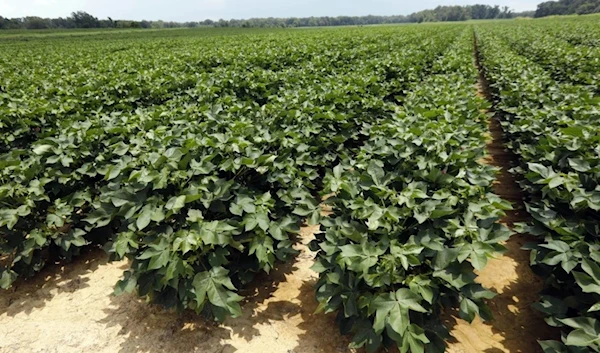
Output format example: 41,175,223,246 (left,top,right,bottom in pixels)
0,15,599,353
